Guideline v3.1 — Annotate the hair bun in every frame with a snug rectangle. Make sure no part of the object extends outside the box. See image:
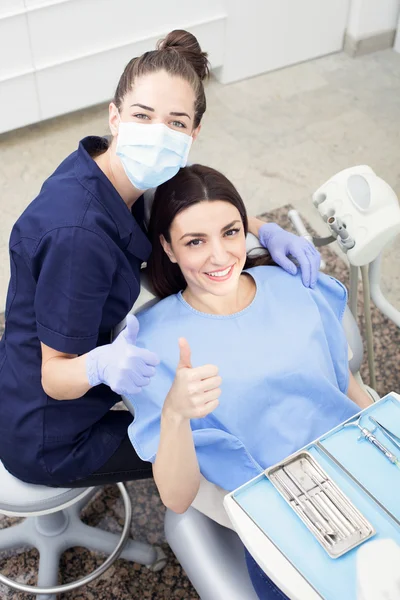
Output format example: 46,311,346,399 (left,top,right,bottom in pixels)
157,29,210,81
